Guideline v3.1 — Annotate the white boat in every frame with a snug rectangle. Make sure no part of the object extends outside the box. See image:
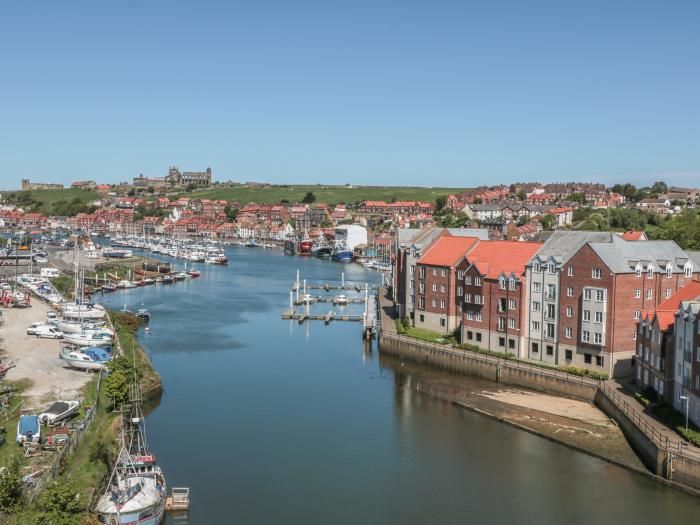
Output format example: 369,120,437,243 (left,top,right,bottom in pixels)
336,294,348,305
59,346,113,370
61,303,106,320
39,400,81,425
117,280,137,289
55,320,114,336
63,331,114,347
